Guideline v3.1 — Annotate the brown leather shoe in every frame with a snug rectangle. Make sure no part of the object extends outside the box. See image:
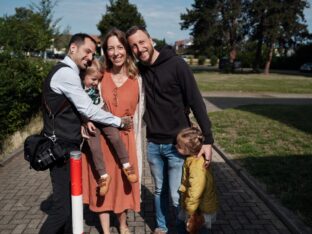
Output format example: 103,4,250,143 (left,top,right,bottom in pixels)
98,175,111,196
123,165,138,183
186,213,205,234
